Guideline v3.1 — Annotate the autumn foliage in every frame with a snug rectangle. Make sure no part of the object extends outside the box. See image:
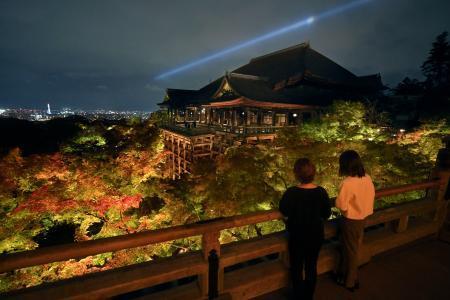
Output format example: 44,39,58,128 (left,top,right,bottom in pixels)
0,102,448,292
